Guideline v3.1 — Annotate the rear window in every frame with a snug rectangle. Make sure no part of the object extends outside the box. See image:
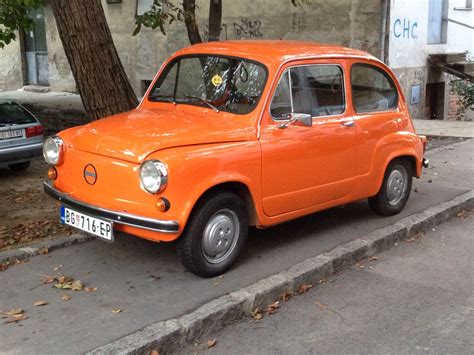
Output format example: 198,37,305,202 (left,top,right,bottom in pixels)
0,102,37,125
351,64,398,113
